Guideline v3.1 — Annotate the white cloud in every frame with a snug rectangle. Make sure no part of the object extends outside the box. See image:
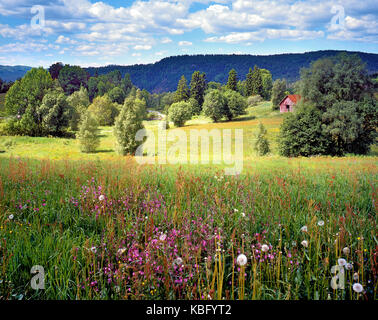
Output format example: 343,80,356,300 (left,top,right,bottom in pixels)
133,45,152,50
178,41,192,46
161,37,173,44
205,29,324,44
0,0,377,63
55,35,77,44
